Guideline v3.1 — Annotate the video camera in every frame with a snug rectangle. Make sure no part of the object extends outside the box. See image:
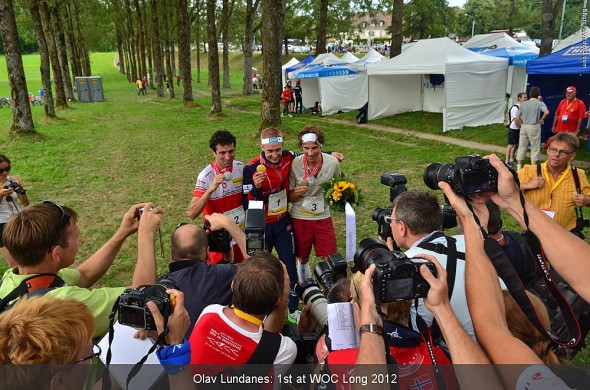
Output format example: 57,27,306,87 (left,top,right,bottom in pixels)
423,155,498,196
354,237,436,302
118,279,178,330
